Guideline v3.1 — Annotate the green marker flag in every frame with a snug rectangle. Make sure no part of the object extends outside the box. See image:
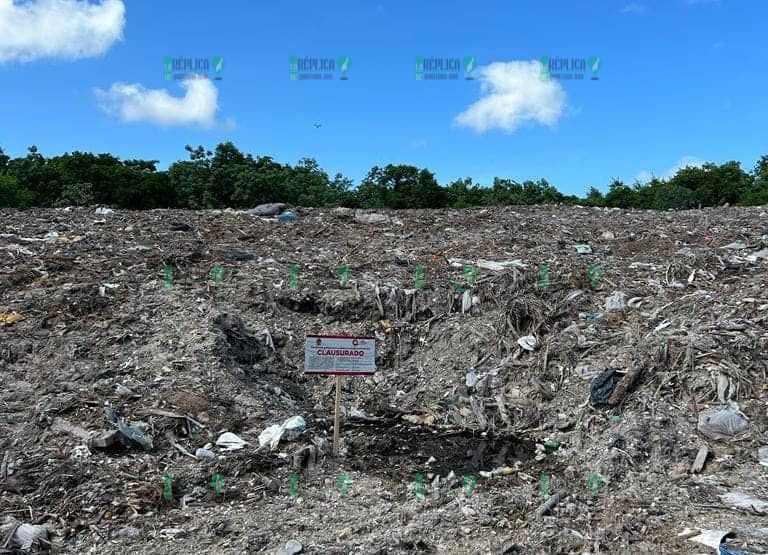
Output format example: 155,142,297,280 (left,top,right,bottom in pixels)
163,474,172,501
212,474,225,494
539,474,550,500
539,263,549,292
